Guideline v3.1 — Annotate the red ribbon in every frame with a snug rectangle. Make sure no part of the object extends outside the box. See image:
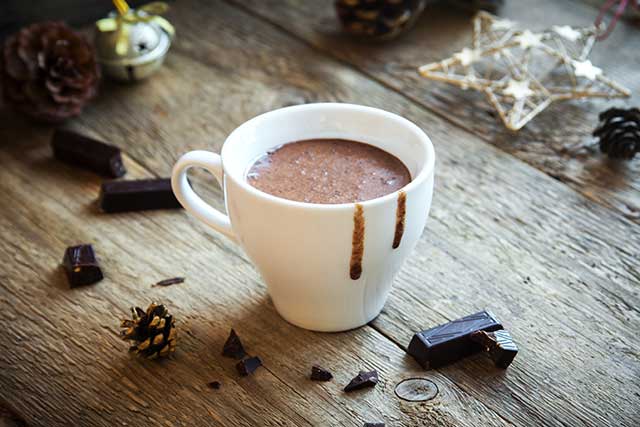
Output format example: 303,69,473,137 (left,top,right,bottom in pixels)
595,0,639,40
